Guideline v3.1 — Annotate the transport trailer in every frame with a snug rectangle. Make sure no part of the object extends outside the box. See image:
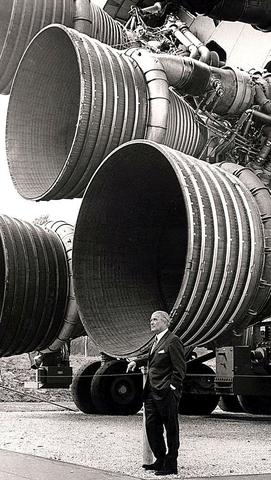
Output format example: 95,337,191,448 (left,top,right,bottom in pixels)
215,321,271,414
27,318,271,416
